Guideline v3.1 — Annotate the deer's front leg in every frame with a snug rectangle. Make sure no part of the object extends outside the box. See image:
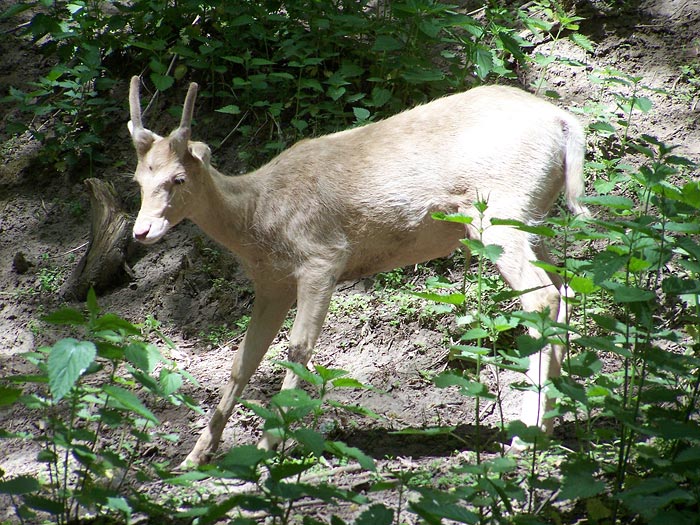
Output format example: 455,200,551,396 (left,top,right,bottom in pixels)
258,259,340,451
183,284,295,467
